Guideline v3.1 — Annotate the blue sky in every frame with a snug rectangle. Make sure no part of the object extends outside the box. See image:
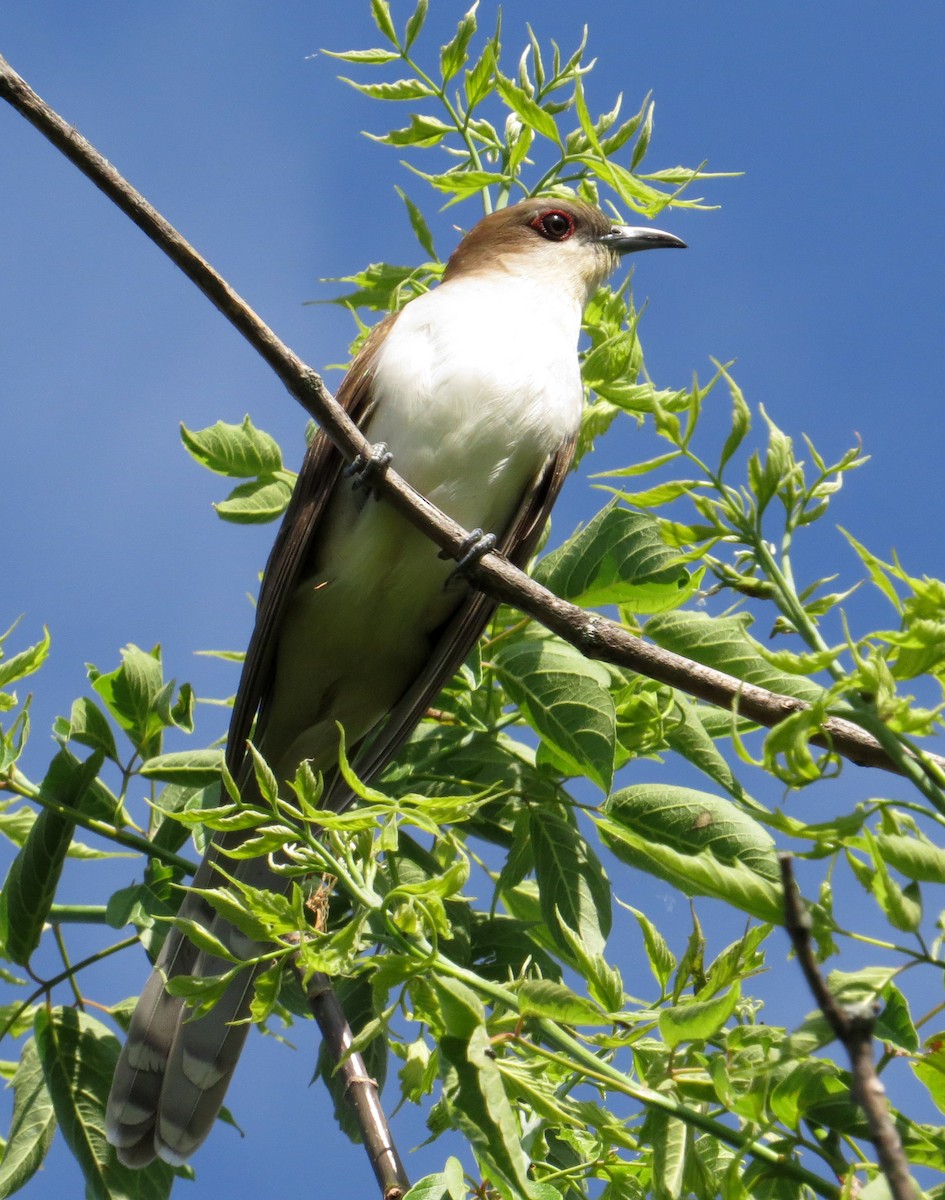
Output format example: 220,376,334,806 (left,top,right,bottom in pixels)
2,2,945,1195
